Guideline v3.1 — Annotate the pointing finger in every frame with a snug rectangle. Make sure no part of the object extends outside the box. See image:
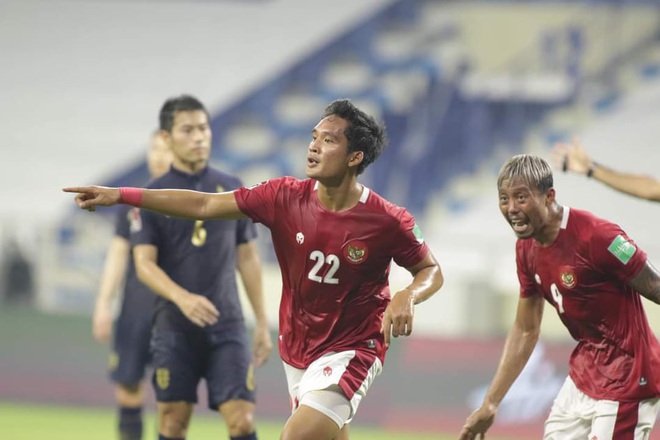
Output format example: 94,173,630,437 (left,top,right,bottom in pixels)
63,187,92,193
